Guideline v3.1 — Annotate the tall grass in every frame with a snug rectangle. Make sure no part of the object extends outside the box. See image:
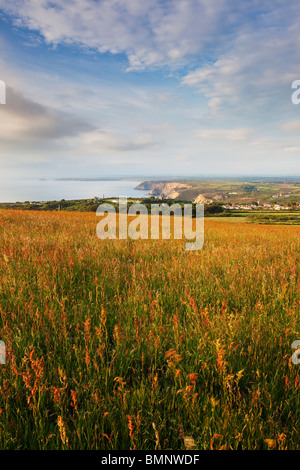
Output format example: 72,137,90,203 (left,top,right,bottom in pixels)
0,209,299,449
